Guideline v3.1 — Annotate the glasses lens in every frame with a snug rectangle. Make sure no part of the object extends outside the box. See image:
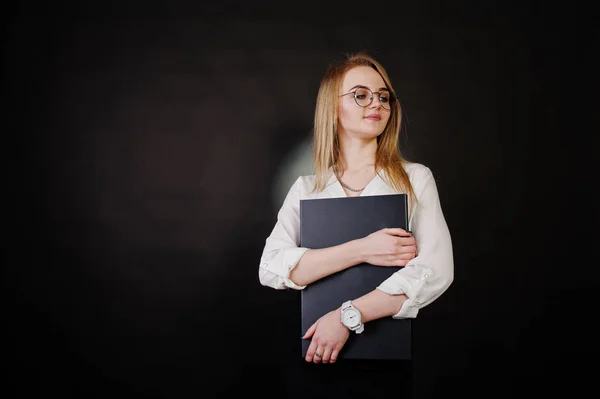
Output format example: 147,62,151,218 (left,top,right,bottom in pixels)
379,92,391,110
354,88,372,107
